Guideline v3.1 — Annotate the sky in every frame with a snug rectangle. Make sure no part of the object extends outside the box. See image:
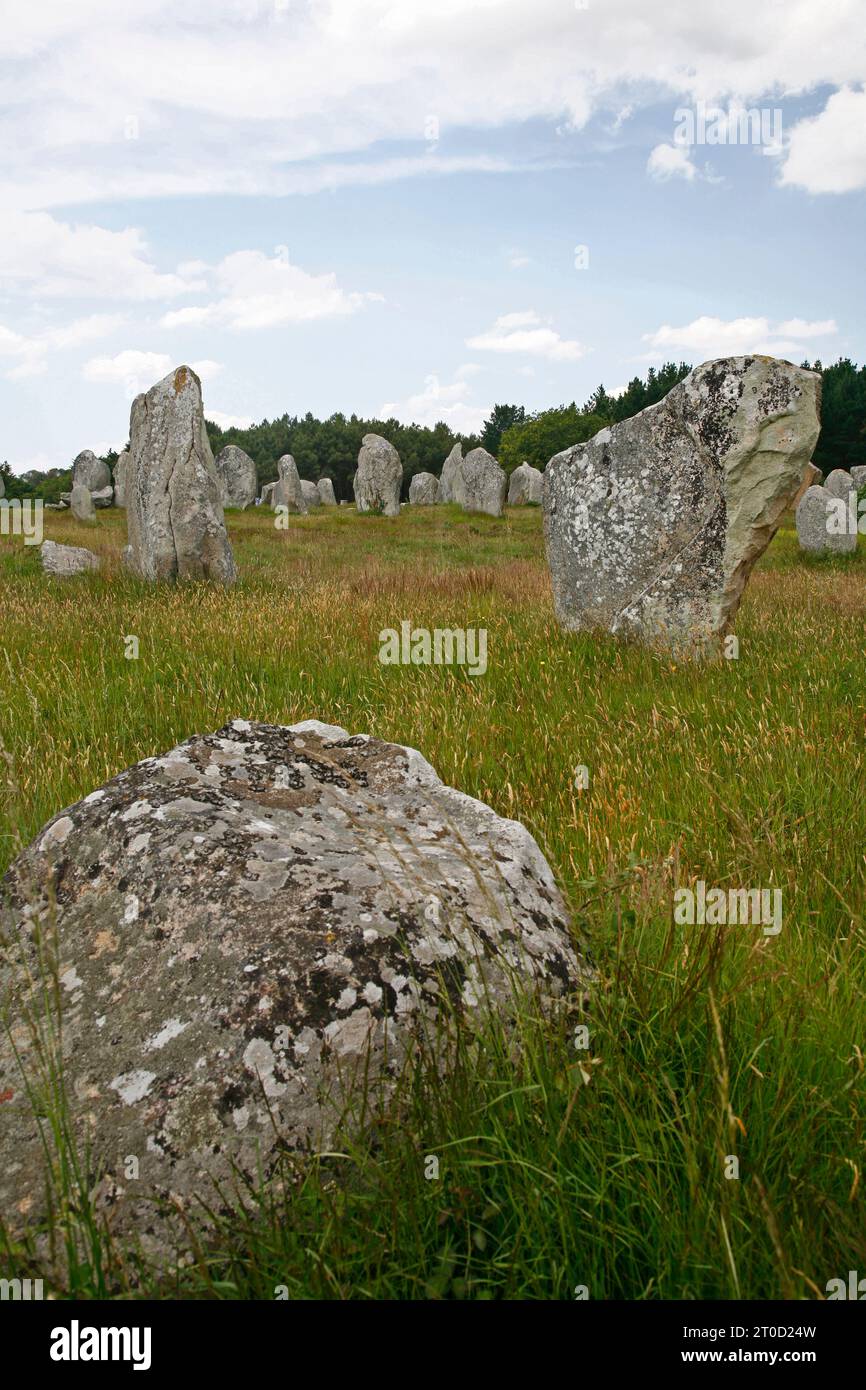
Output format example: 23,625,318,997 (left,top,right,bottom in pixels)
1,0,865,473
